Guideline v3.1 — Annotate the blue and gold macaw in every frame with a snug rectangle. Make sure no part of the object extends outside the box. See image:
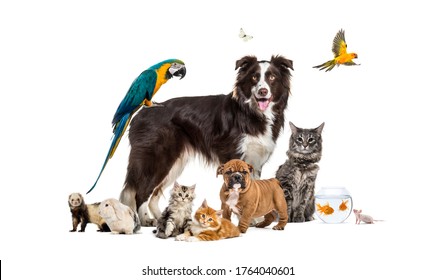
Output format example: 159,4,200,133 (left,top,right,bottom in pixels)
87,59,186,194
